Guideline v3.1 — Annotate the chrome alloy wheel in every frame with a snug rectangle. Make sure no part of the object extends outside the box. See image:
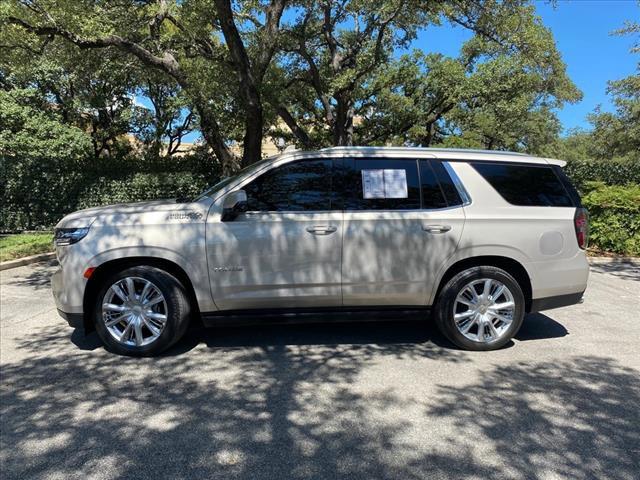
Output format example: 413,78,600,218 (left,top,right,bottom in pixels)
102,277,168,347
453,278,515,343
